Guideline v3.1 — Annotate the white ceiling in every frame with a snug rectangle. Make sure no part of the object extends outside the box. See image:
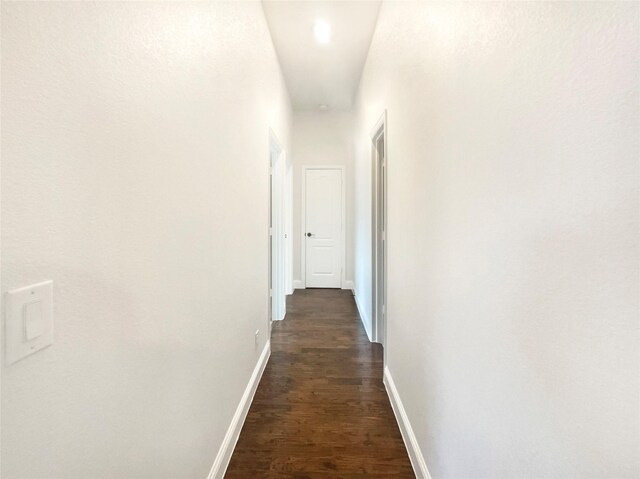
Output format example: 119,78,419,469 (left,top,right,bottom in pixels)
262,0,381,111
